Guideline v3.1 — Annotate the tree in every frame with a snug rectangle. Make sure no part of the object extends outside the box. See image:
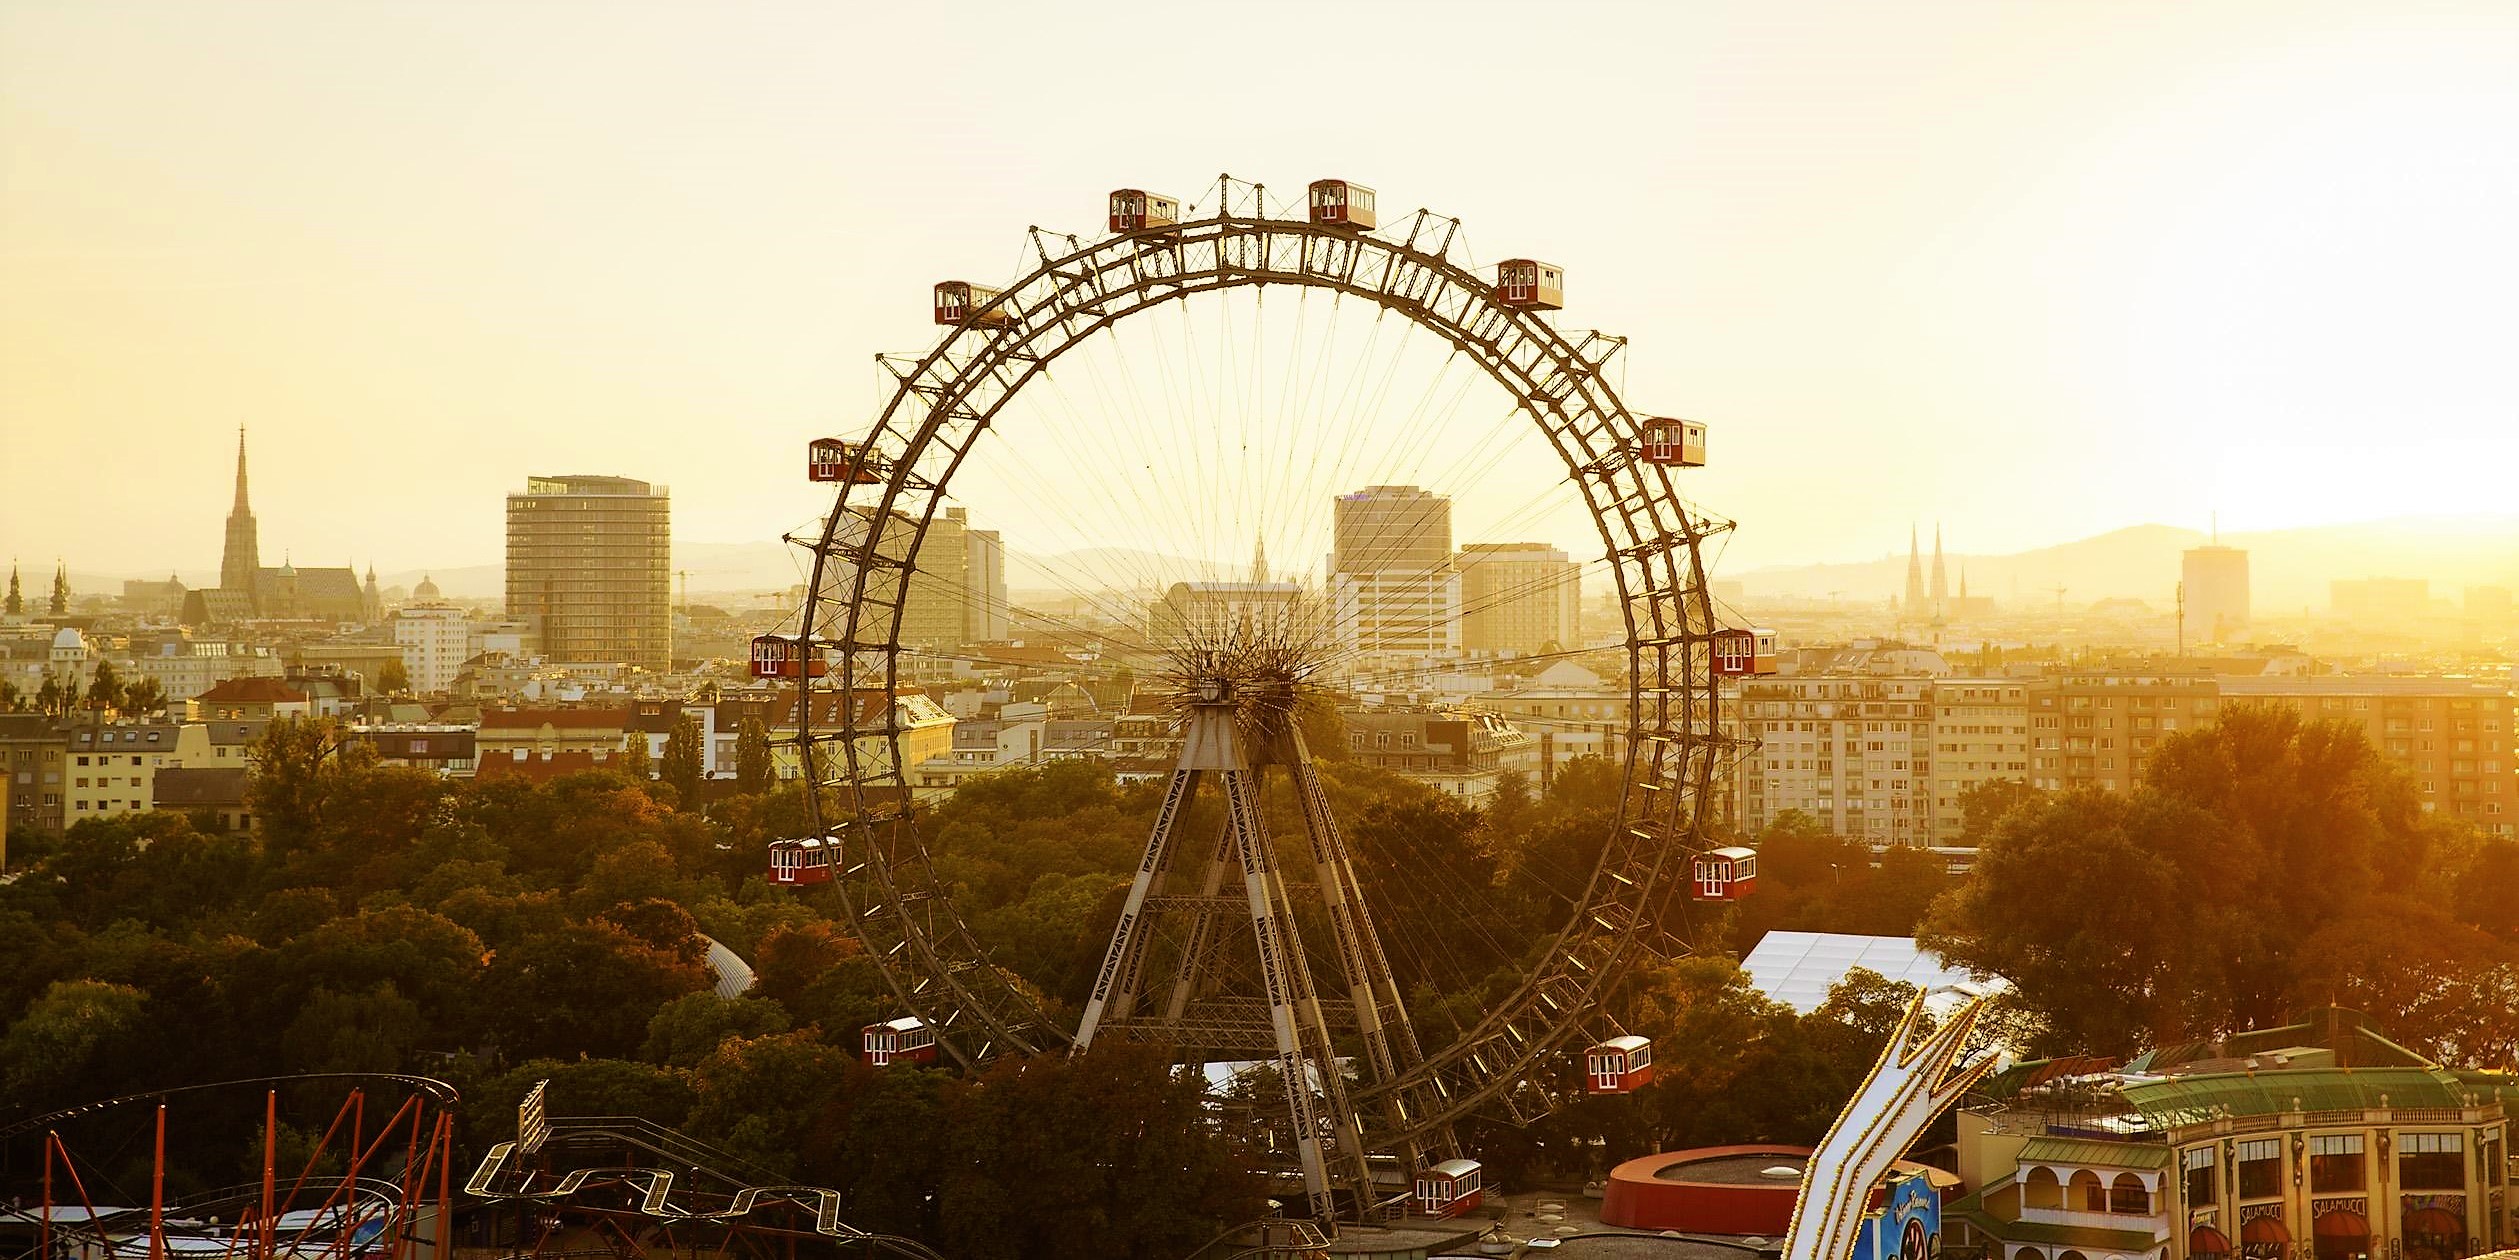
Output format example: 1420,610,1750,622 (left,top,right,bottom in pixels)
1920,787,2222,1054
0,979,148,1100
642,992,791,1067
735,717,773,794
280,983,428,1073
483,920,712,1060
1920,709,2487,1057
932,1046,1265,1260
1955,778,2047,846
85,657,124,712
246,716,366,848
376,658,410,695
617,731,653,781
661,714,705,807
121,675,165,715
35,675,75,717
0,679,21,713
